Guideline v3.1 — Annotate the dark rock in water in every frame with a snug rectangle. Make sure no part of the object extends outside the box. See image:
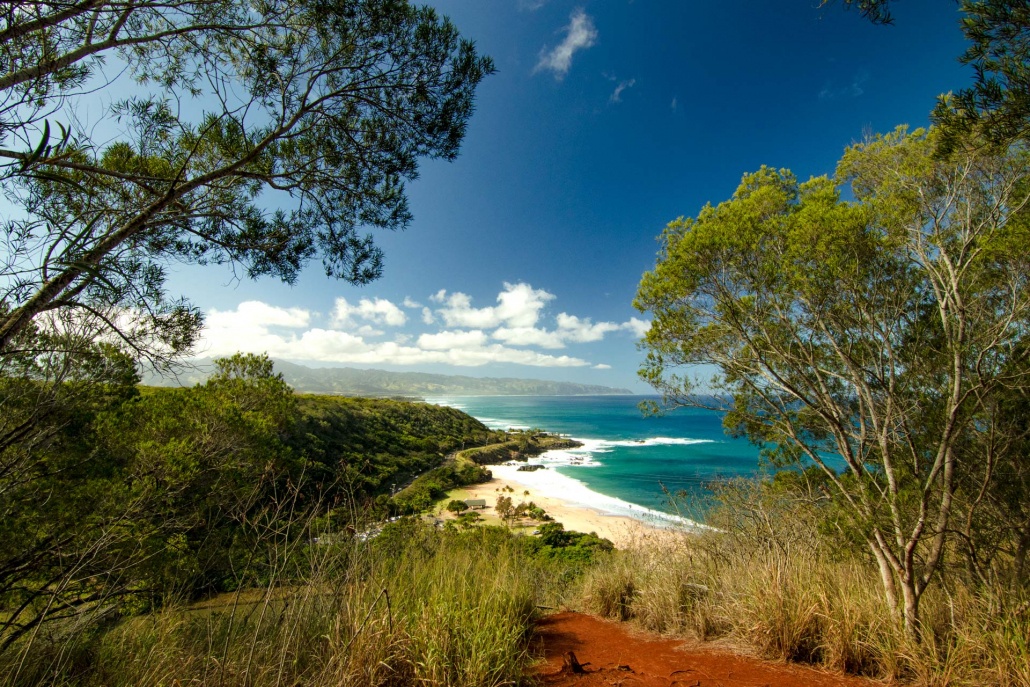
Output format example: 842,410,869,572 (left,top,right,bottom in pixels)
517,464,546,471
